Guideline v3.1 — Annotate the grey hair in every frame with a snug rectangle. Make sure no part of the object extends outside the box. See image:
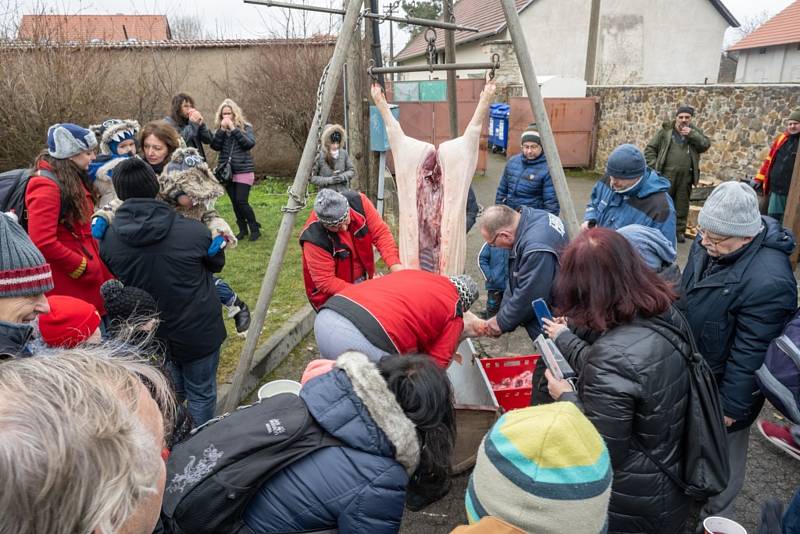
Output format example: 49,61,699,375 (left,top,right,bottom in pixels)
0,343,175,534
479,204,518,236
